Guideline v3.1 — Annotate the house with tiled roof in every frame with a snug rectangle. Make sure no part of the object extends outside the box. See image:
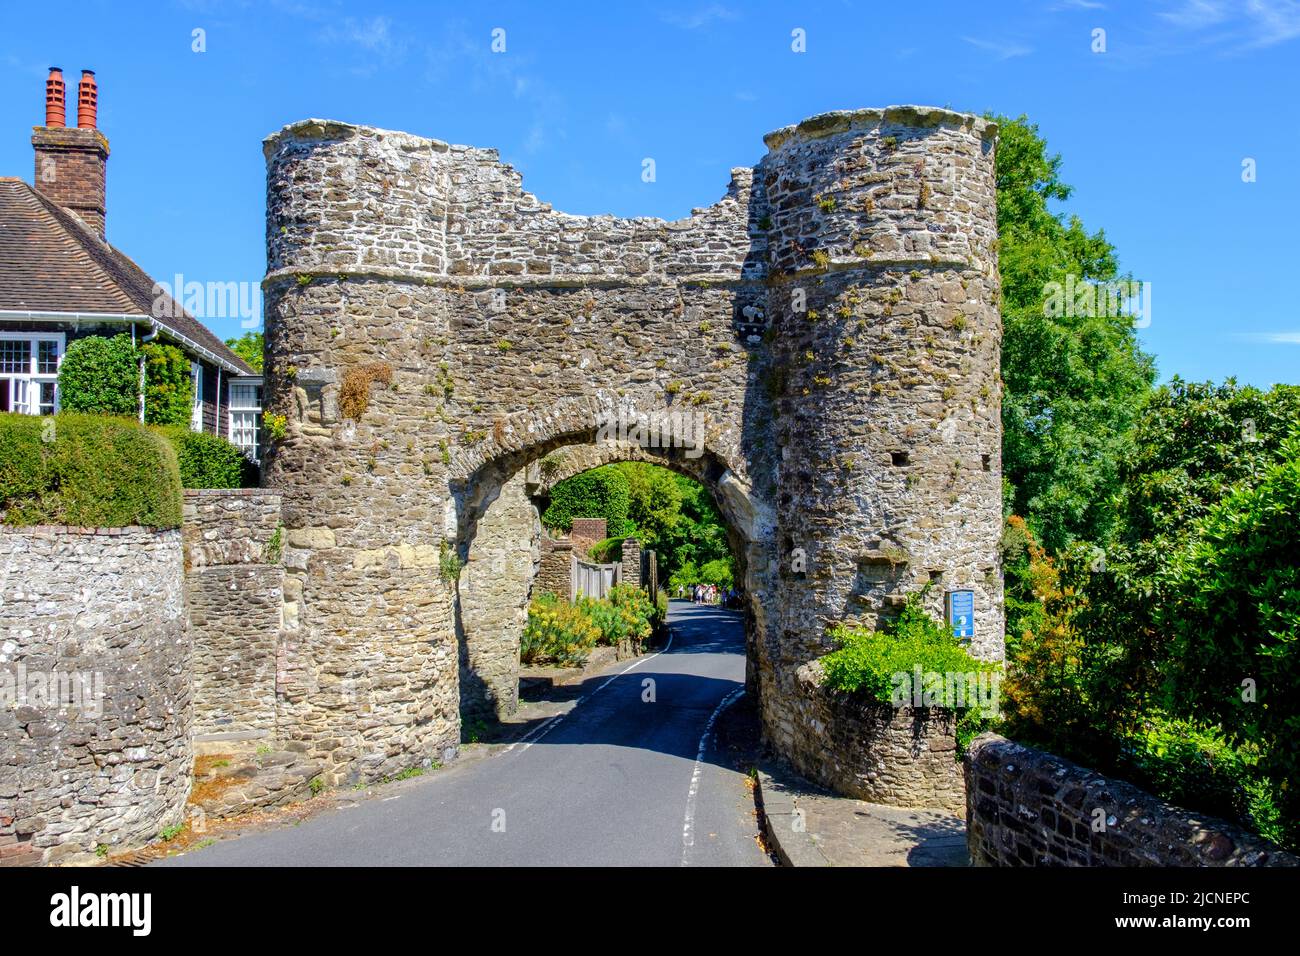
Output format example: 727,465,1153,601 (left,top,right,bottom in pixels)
0,69,264,459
